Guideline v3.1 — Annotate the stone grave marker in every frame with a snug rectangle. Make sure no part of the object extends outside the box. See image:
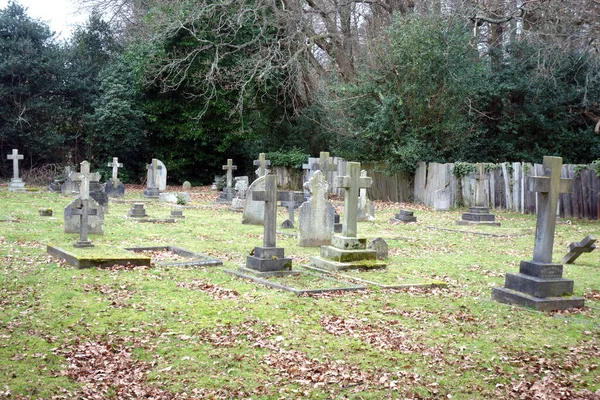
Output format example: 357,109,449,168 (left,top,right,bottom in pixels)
253,153,271,178
61,165,78,195
492,156,583,311
127,203,147,218
457,163,499,226
279,191,303,229
302,152,337,200
561,235,596,264
216,159,237,203
297,170,335,247
157,159,167,191
65,161,102,247
357,170,375,222
434,187,451,211
182,181,192,190
170,209,184,219
334,212,342,233
368,238,388,260
143,159,162,198
390,210,417,223
104,157,125,198
90,181,109,212
231,176,249,211
242,175,266,224
7,149,25,192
